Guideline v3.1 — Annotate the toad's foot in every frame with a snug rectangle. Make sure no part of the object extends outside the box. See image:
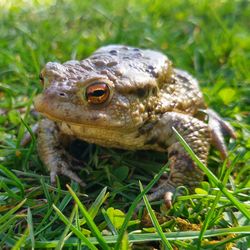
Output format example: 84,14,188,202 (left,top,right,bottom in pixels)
135,180,175,212
47,151,86,187
37,119,86,187
207,109,236,159
147,180,176,209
